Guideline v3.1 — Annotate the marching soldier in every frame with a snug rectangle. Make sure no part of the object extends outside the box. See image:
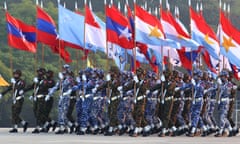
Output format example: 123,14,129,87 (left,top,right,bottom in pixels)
159,69,176,137
227,72,239,136
187,69,205,137
215,71,234,137
47,64,75,134
24,68,47,133
0,69,28,133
